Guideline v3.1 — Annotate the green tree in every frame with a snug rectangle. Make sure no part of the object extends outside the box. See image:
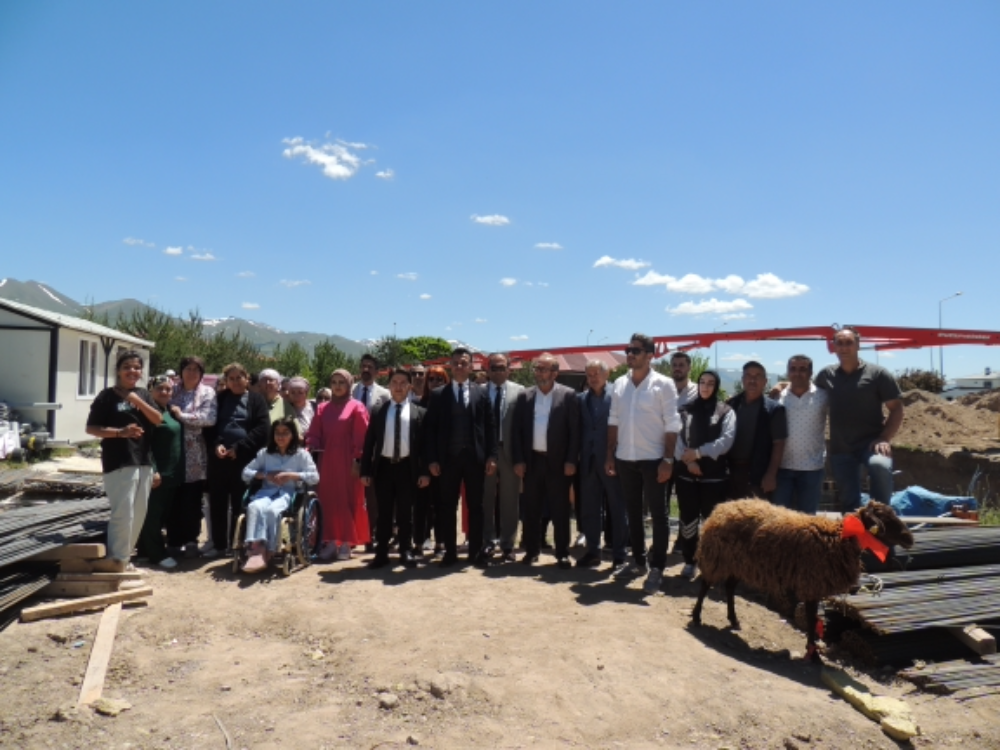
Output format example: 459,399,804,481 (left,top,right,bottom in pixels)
399,336,452,364
311,339,359,393
273,340,312,380
896,368,945,394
